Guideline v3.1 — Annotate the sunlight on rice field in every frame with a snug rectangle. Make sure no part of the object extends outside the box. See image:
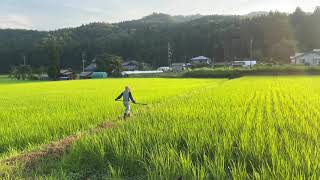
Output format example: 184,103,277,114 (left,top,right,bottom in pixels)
0,78,217,158
49,76,320,179
1,76,320,179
